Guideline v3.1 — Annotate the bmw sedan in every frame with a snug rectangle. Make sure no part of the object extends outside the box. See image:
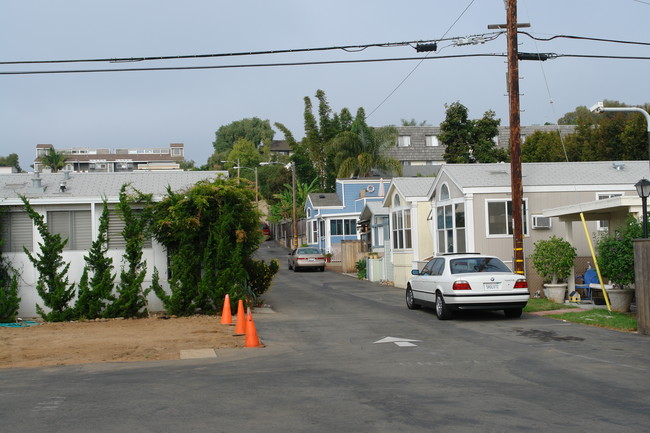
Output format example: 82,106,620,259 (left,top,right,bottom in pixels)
406,253,529,320
288,247,326,272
